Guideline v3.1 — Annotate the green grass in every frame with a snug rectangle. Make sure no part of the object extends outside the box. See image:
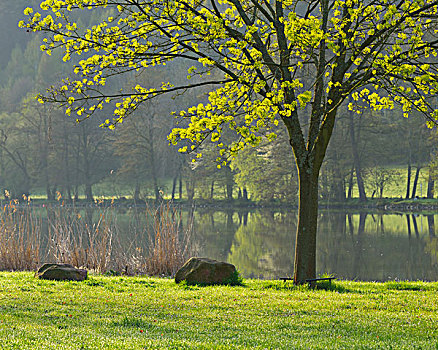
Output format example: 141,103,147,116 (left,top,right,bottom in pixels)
1,273,438,349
